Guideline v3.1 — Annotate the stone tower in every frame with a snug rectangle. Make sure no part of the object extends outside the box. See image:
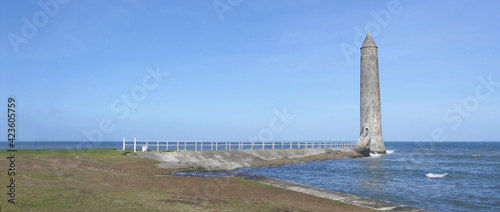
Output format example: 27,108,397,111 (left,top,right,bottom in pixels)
357,33,386,154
